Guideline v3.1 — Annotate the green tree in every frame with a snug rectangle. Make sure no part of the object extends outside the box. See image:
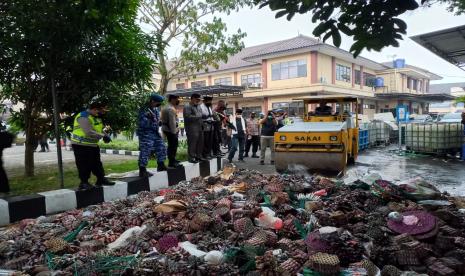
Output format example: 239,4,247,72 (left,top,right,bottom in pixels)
140,0,250,94
254,0,465,56
0,0,154,176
